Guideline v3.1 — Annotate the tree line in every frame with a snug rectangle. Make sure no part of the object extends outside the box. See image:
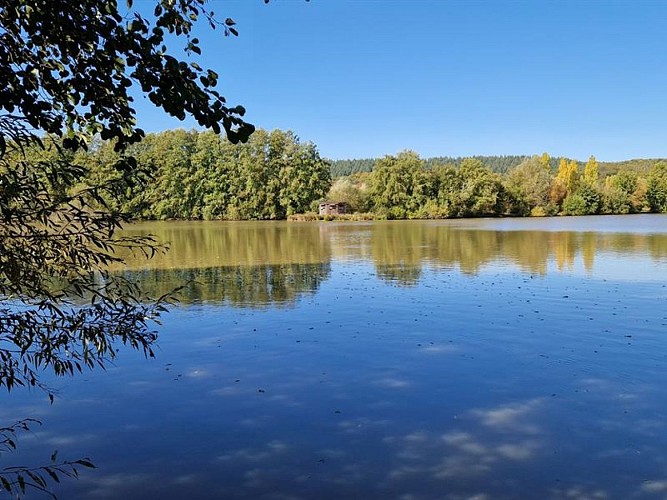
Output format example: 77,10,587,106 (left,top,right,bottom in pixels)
18,128,333,220
330,154,663,178
329,152,667,218
16,132,667,220
330,155,533,177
